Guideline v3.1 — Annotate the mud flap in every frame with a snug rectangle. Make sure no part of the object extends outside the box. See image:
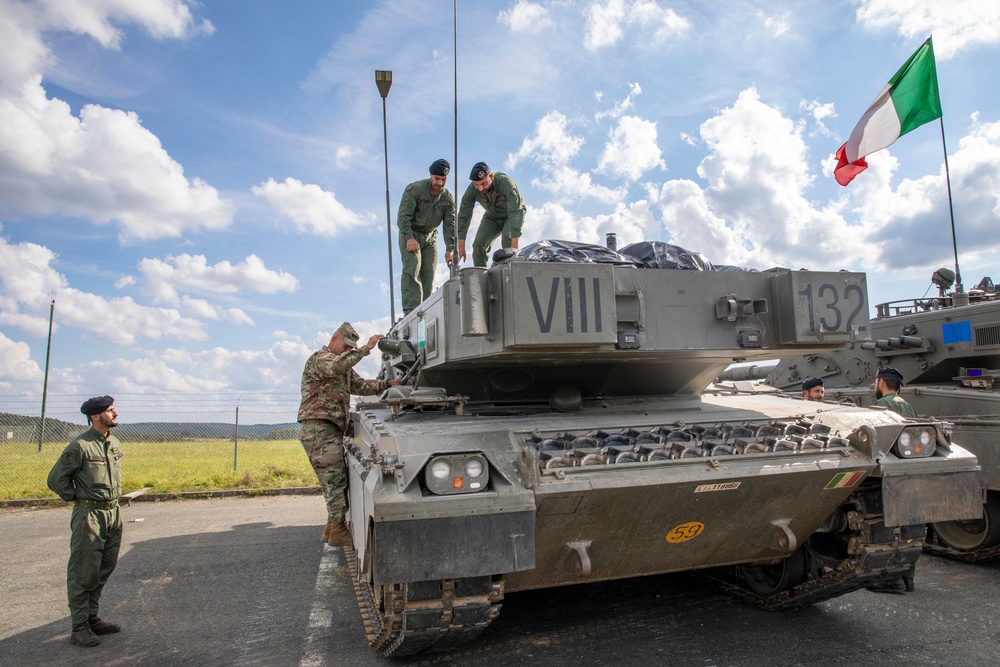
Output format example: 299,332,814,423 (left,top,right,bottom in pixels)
882,470,984,527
